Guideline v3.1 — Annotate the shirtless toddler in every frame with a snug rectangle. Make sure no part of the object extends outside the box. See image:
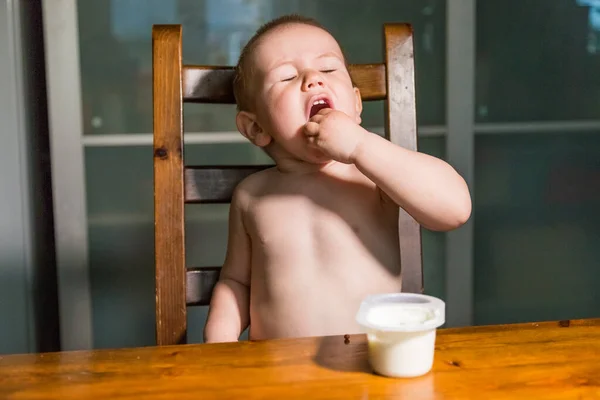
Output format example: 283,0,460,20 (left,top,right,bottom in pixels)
204,15,471,342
